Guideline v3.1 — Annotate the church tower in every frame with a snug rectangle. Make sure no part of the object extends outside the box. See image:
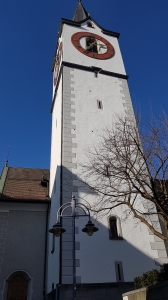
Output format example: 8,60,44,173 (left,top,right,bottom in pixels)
47,1,168,299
